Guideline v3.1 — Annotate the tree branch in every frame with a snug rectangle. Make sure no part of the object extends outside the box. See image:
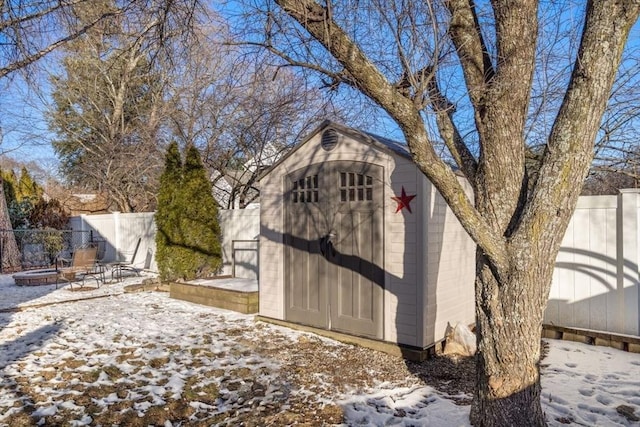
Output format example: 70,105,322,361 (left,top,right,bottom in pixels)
520,0,640,252
445,0,494,105
275,0,510,274
1,10,122,79
0,0,86,32
427,74,478,180
236,41,351,87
